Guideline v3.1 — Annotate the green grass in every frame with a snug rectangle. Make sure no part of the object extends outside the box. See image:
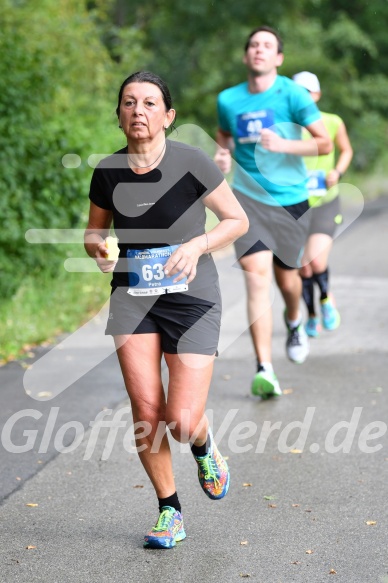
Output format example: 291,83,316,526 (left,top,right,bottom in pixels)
0,254,111,363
